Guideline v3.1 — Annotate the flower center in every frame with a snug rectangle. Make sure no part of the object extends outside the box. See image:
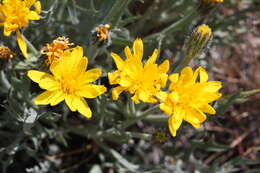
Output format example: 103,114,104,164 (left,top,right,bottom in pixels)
60,78,76,94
